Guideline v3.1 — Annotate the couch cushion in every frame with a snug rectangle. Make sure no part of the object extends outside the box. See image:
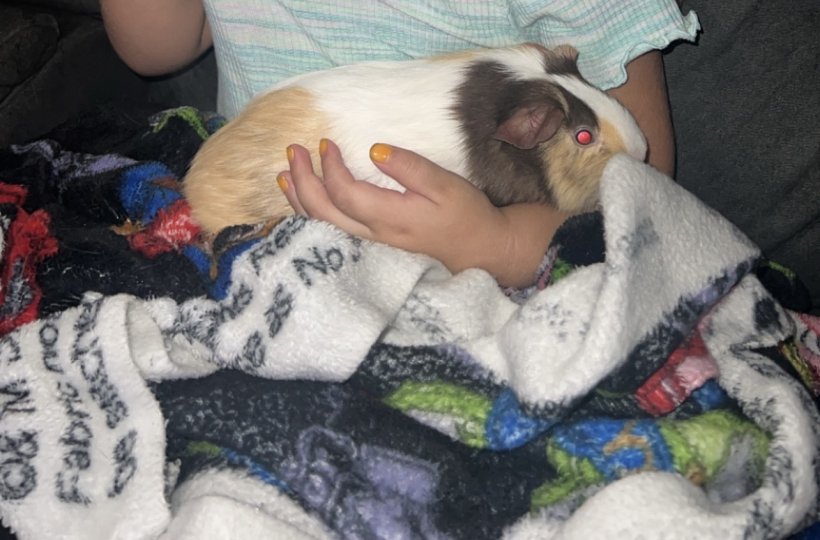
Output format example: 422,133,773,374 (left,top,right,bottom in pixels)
665,0,819,312
14,0,100,15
